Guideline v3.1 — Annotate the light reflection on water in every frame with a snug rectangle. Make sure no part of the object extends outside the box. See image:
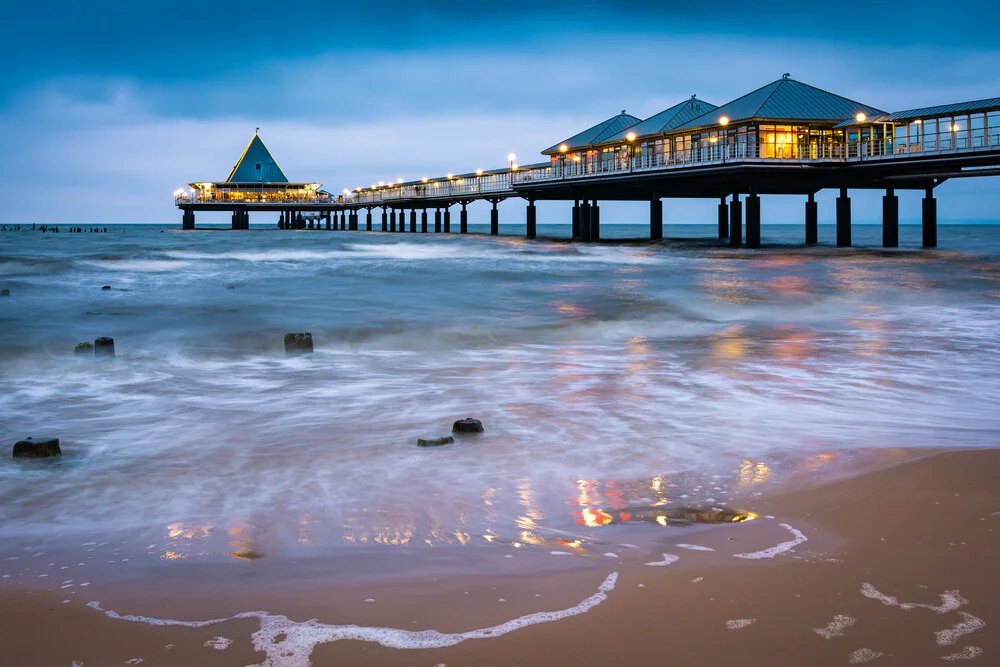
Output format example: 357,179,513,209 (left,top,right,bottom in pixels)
1,224,999,566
